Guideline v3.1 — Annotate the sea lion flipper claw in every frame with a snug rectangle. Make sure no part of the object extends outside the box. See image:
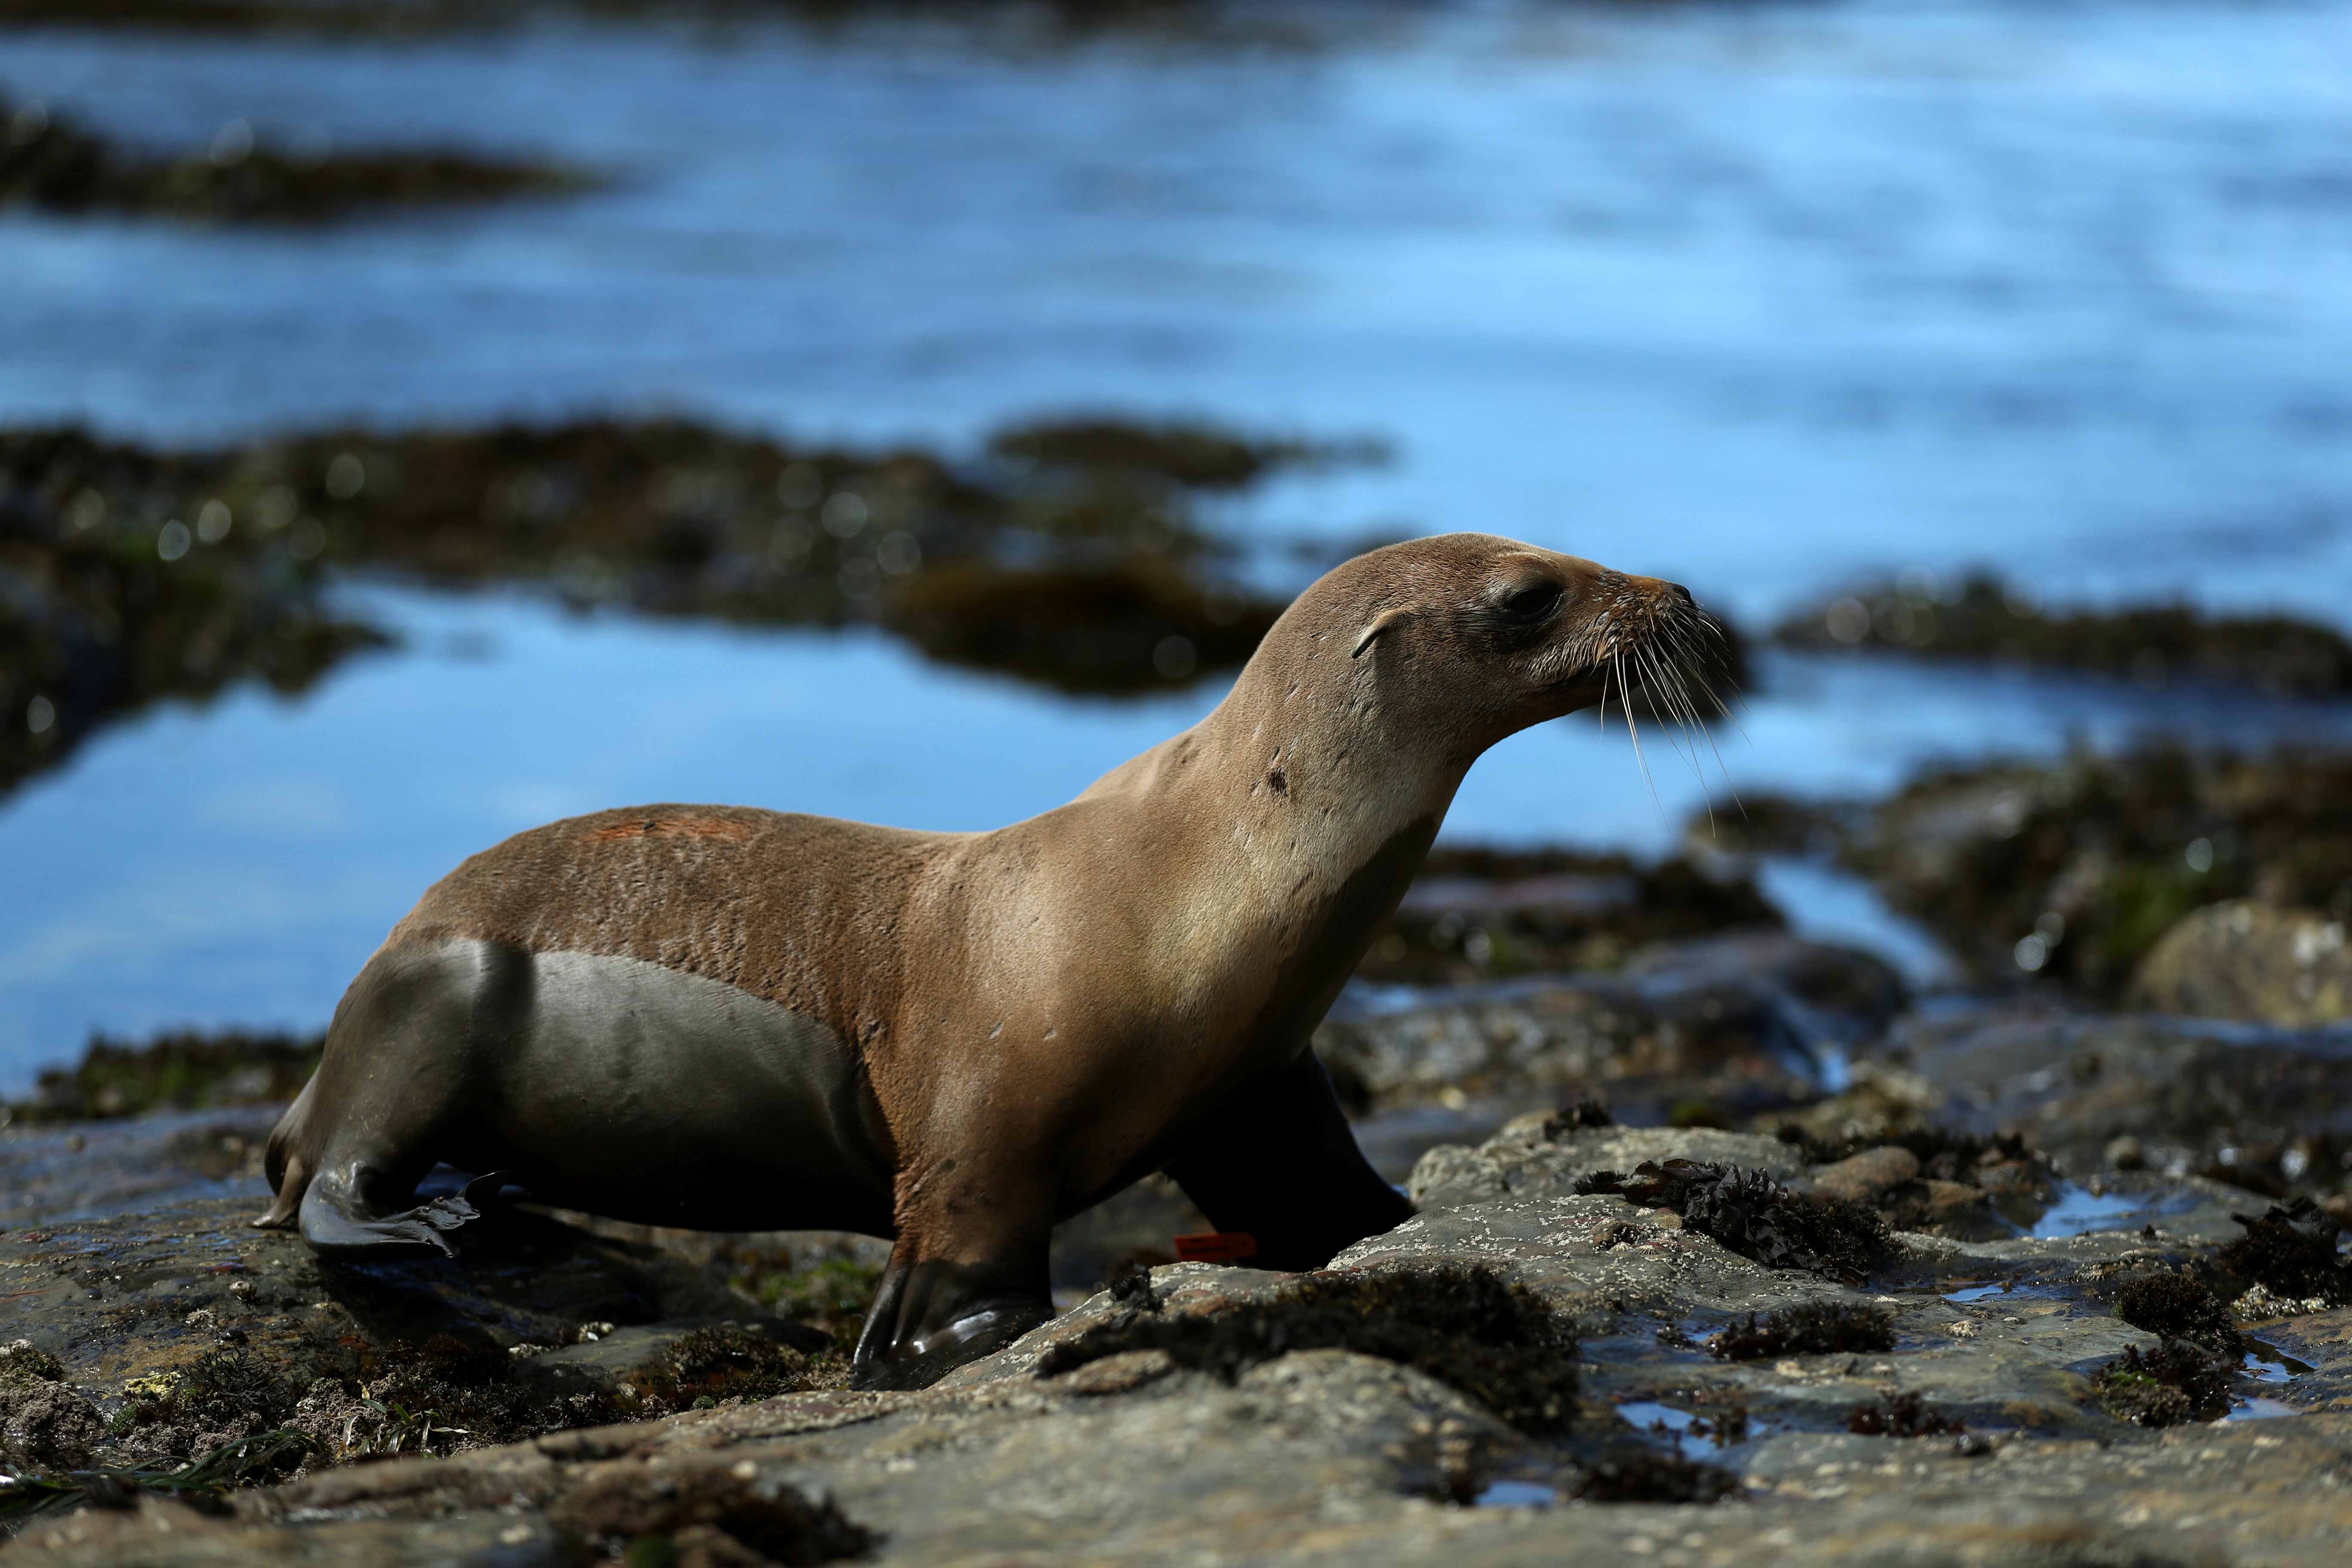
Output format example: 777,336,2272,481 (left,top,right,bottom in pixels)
850,1254,1055,1390
295,1167,505,1259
